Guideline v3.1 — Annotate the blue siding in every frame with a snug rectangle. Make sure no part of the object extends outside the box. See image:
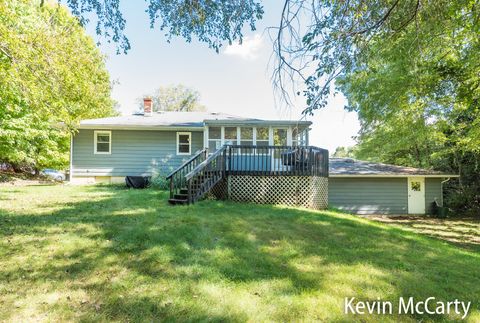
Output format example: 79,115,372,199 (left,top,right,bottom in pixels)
72,129,203,177
425,178,443,212
329,178,408,214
